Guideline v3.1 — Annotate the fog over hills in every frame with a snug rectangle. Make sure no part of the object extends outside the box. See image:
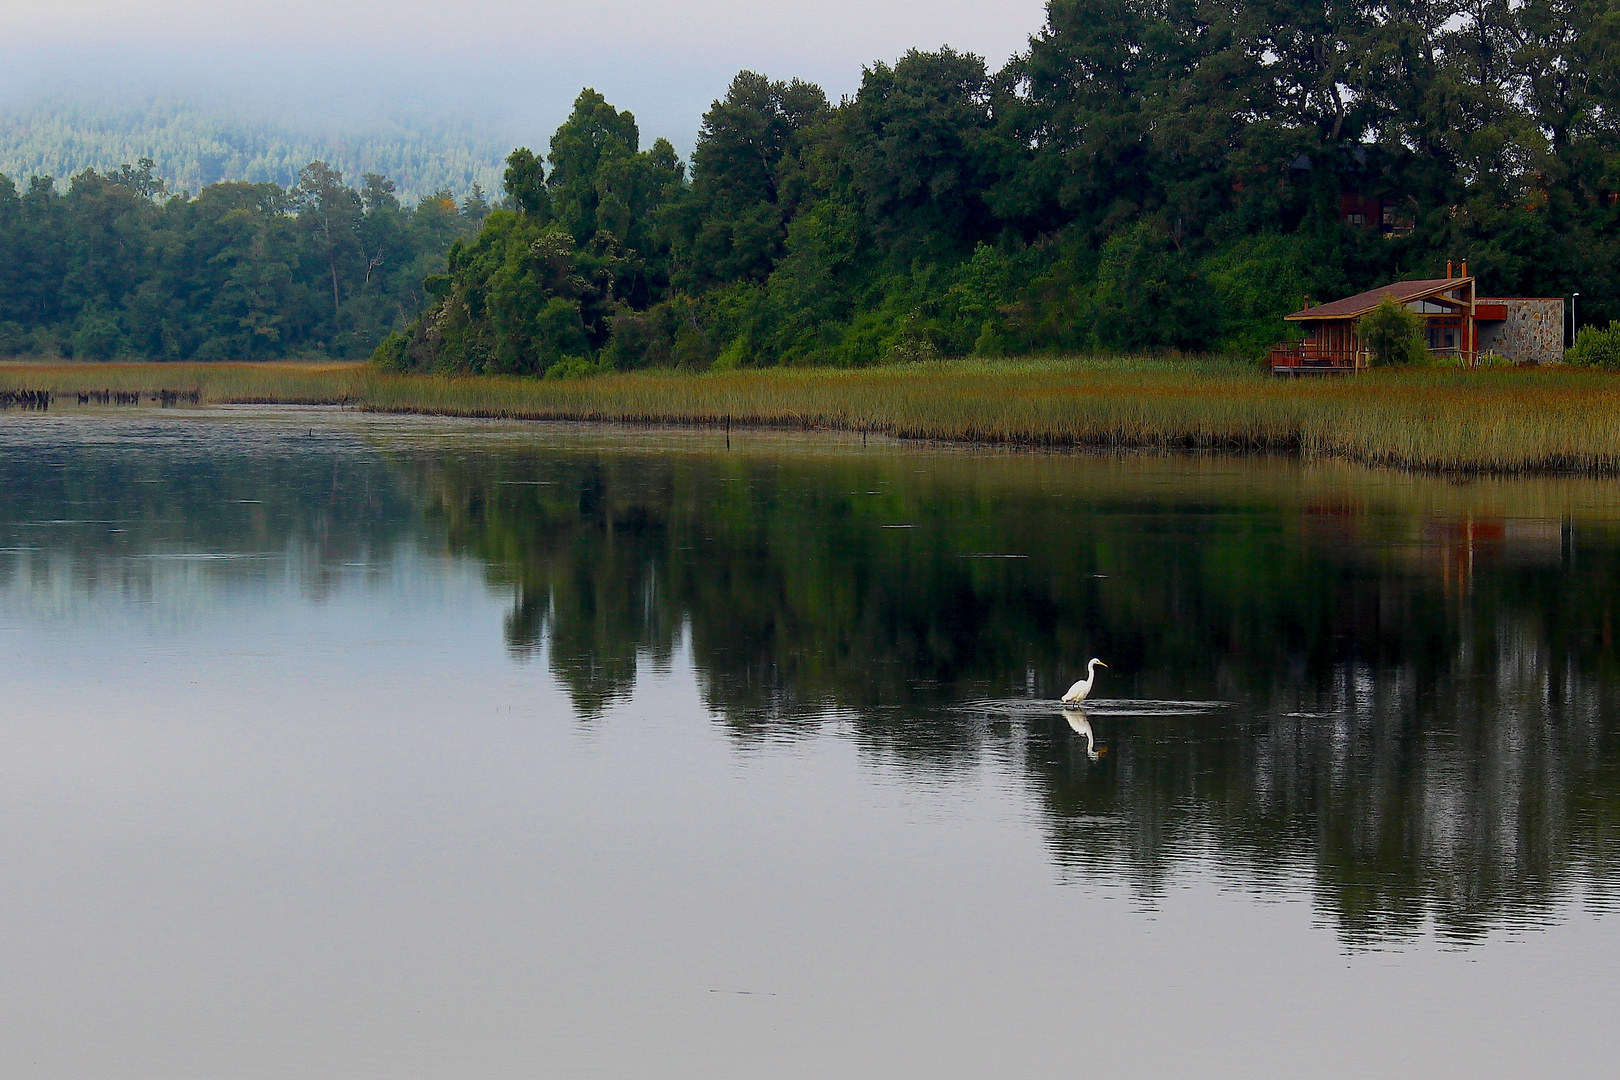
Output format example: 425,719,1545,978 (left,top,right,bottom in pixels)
0,95,510,203
0,1,1043,201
